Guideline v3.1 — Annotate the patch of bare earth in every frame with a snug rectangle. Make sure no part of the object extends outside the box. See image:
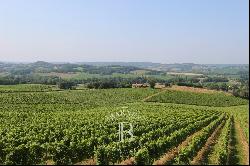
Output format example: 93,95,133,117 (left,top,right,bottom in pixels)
235,121,249,165
167,85,232,95
74,159,96,165
152,131,202,165
142,89,167,102
190,121,225,165
167,72,203,76
119,157,135,165
45,160,55,165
